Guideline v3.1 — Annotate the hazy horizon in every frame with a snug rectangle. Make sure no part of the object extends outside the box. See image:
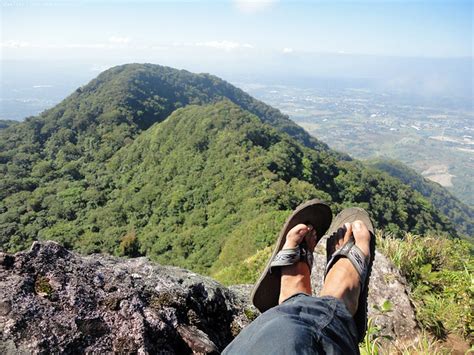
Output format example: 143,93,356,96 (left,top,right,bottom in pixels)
1,0,472,120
